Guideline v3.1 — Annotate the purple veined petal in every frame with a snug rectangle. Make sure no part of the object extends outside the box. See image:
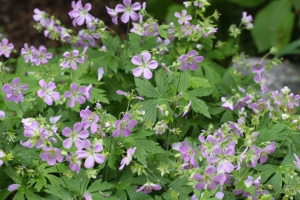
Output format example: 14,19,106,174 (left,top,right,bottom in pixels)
78,86,87,93
217,160,234,173
205,165,216,174
62,127,72,137
12,78,20,85
76,16,85,26
132,2,141,10
76,95,86,104
213,146,222,155
207,181,216,190
75,139,85,150
115,4,126,13
74,122,83,132
215,192,224,199
182,9,187,16
0,110,5,119
187,50,197,57
47,157,57,166
193,174,203,180
84,3,92,11
78,130,89,139
76,150,89,159
194,55,204,63
45,53,52,59
174,12,180,18
122,129,132,137
136,185,145,193
121,13,130,23
63,51,71,58
68,98,76,107
189,63,198,71
84,155,95,168
63,137,73,149
195,181,205,190
90,123,97,133
180,63,189,71
98,67,104,81
122,113,131,121
151,183,162,191
112,128,120,137
47,81,56,91
115,120,122,128
131,55,143,65
70,83,78,91
94,143,103,152
37,89,46,99
141,52,151,63
45,95,53,105
70,61,78,70
130,11,140,21
123,0,132,7
128,147,137,157
60,60,70,68
64,91,72,98
94,153,105,164
207,156,219,164
52,92,60,101
143,68,153,79
133,67,143,77
127,119,137,128
148,60,158,69
39,79,47,89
